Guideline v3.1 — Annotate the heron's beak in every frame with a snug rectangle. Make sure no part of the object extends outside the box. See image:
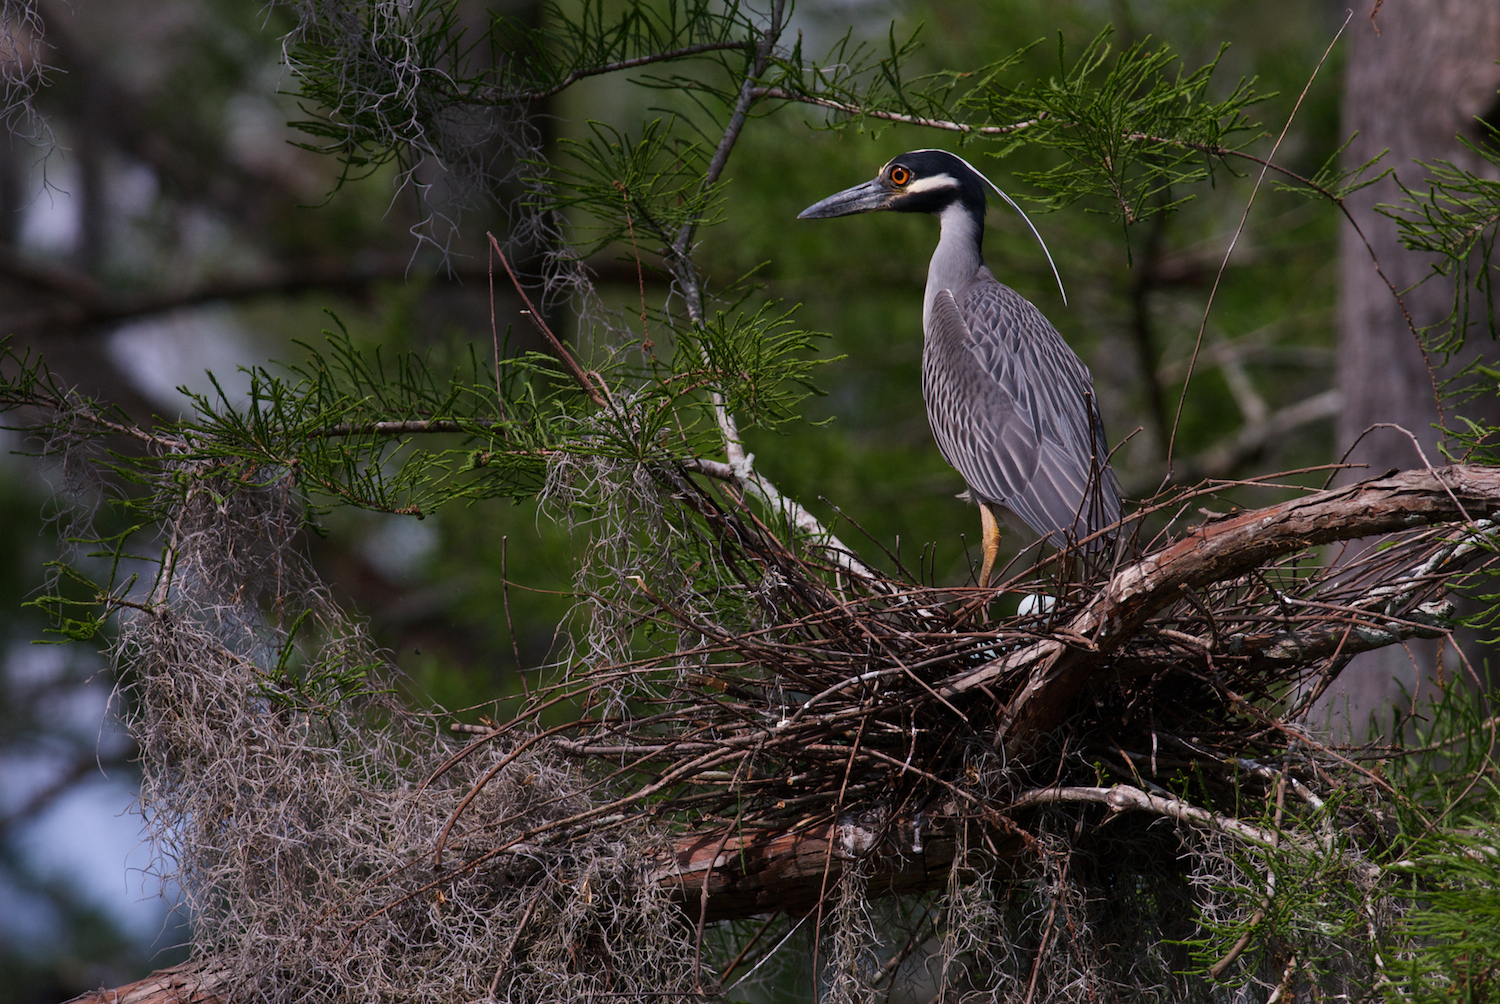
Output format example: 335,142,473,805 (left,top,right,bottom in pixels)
797,179,890,219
